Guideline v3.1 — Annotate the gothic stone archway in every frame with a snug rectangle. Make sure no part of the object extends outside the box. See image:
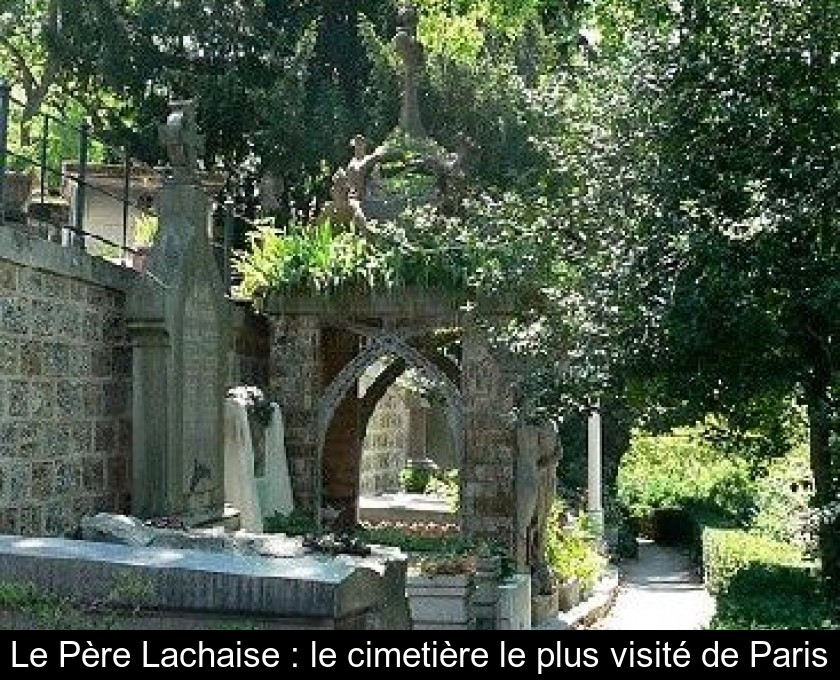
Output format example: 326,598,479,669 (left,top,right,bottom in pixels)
316,331,465,527
265,289,548,567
